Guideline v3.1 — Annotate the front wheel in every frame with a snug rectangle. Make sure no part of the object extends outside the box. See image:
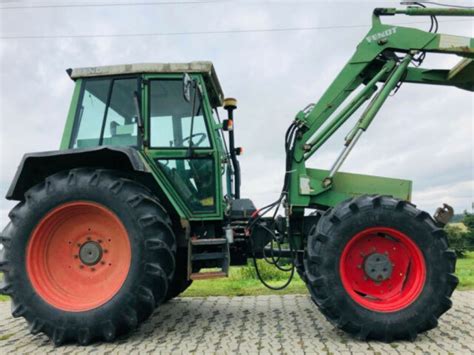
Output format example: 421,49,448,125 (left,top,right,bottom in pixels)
304,195,458,342
0,169,176,345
